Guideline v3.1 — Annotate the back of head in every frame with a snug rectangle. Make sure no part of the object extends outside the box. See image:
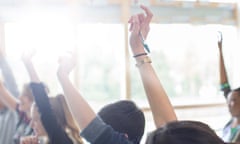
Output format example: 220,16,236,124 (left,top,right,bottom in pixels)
232,87,240,95
98,100,145,144
146,120,224,144
50,94,83,144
